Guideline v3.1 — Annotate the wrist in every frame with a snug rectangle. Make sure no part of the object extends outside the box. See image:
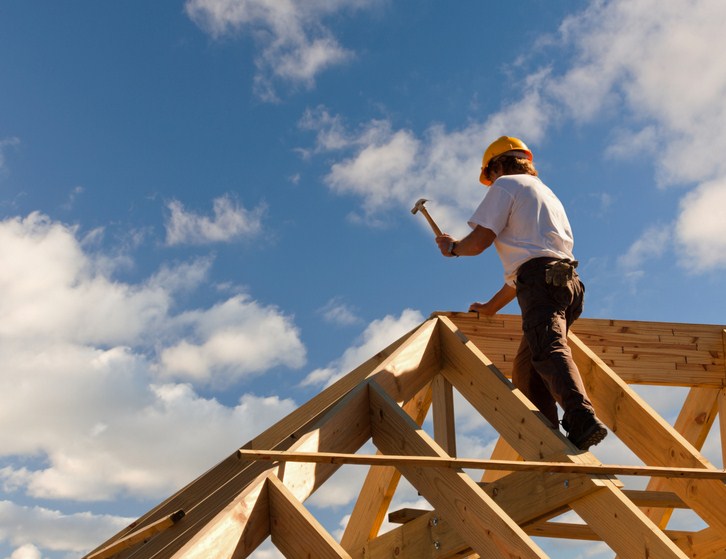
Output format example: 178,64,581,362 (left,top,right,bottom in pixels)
449,241,460,257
